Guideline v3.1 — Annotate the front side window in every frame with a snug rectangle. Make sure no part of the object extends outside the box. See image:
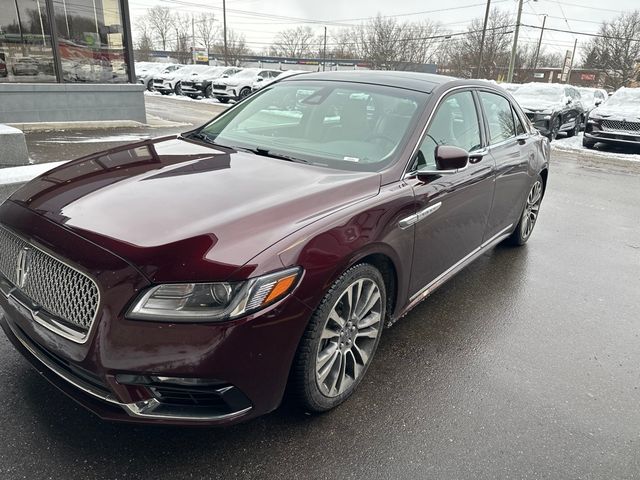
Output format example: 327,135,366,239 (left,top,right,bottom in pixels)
414,91,481,170
198,80,427,172
479,92,516,144
0,0,57,83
